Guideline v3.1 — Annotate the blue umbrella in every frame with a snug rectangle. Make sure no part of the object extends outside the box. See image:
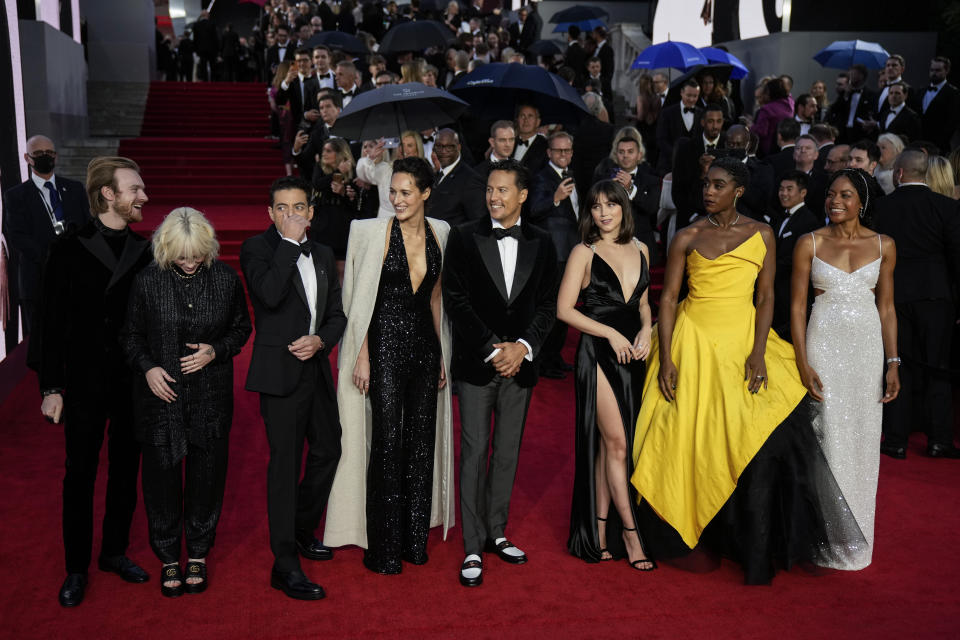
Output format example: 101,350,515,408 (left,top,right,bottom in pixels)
630,41,708,72
699,47,749,80
450,62,590,126
813,40,890,70
552,19,606,34
331,83,469,140
549,6,609,23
